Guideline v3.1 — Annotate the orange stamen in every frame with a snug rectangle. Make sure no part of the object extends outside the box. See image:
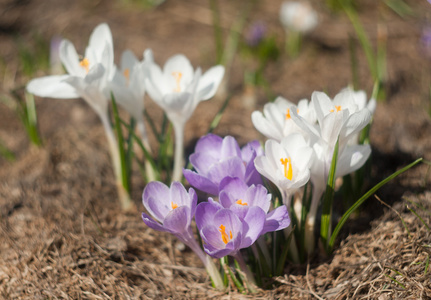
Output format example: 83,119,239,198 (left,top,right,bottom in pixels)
171,202,178,210
330,105,342,113
219,224,233,244
172,71,183,92
79,58,90,73
280,157,293,180
236,199,248,206
123,68,130,80
285,108,291,119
